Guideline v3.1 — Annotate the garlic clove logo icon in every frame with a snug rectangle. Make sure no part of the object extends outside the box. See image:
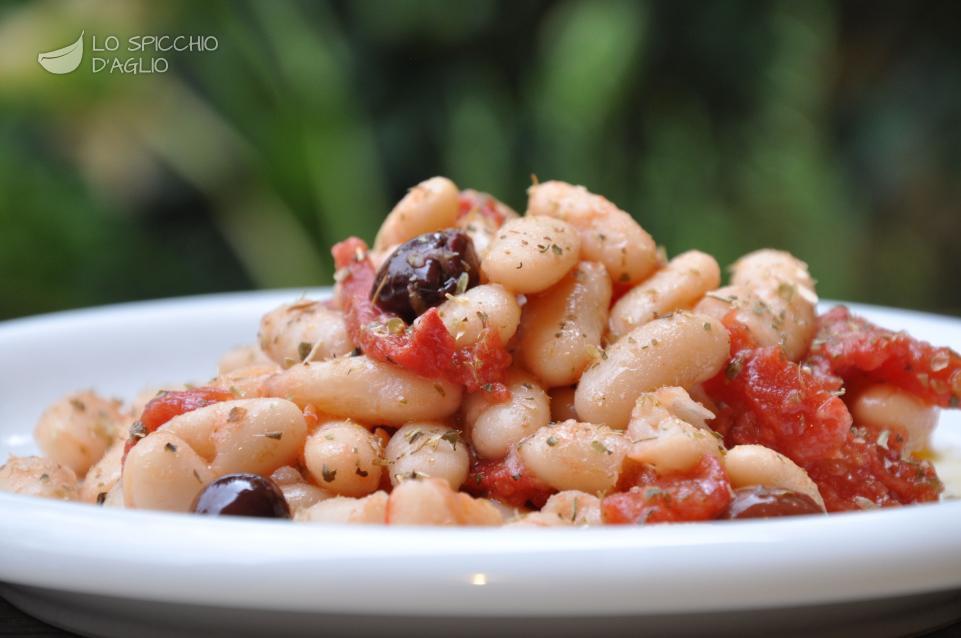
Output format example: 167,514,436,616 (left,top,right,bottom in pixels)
38,31,84,74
